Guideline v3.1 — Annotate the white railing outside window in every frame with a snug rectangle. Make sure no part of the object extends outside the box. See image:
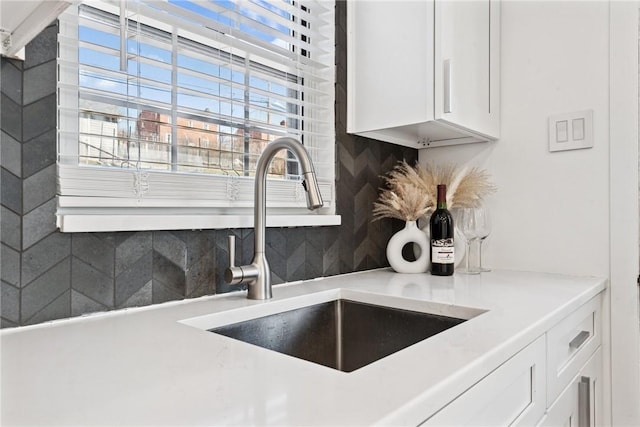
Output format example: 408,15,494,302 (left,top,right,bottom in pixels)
57,0,337,232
